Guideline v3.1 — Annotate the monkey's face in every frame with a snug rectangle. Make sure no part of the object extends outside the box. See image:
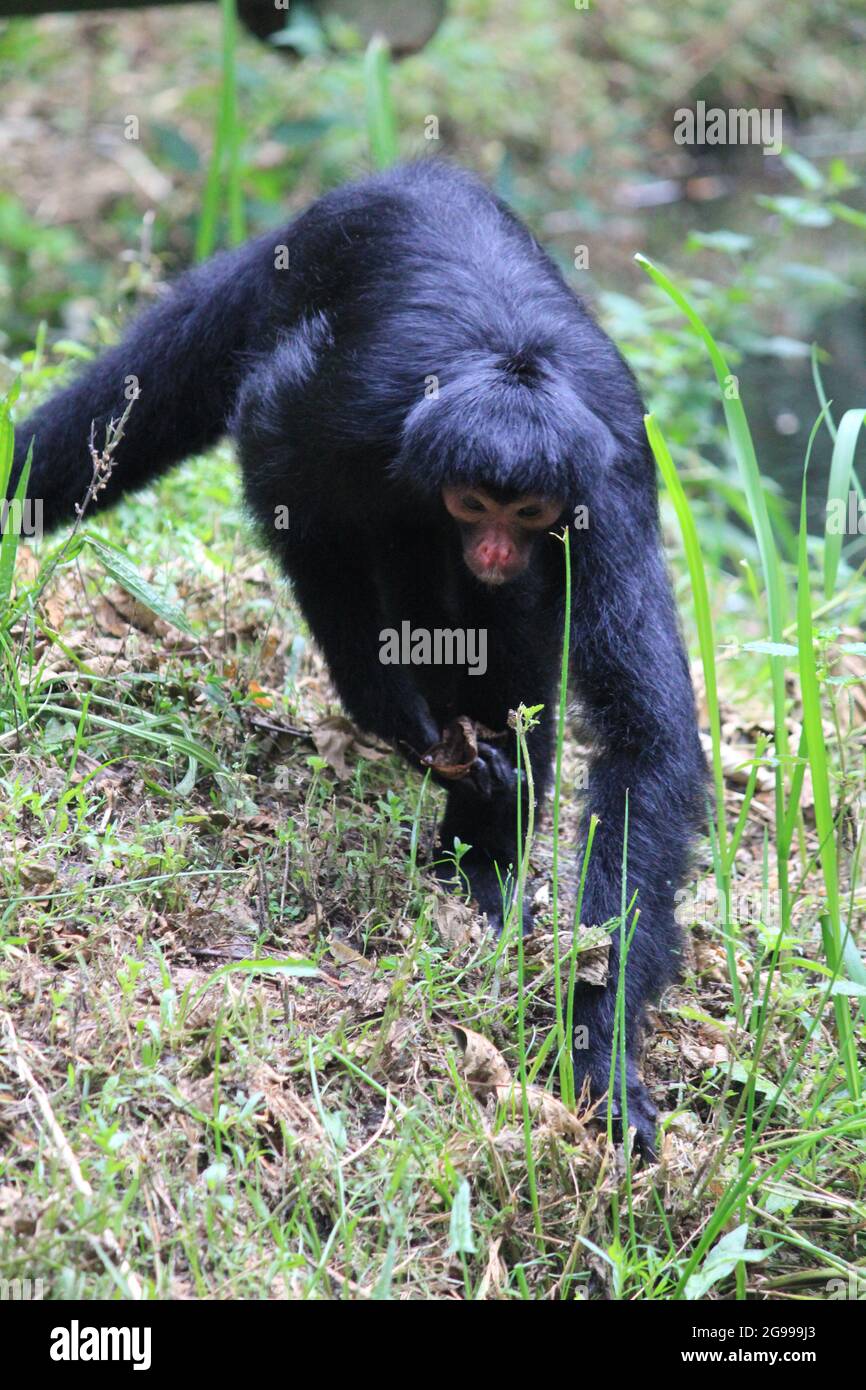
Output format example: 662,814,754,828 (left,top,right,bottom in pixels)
442,486,563,586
